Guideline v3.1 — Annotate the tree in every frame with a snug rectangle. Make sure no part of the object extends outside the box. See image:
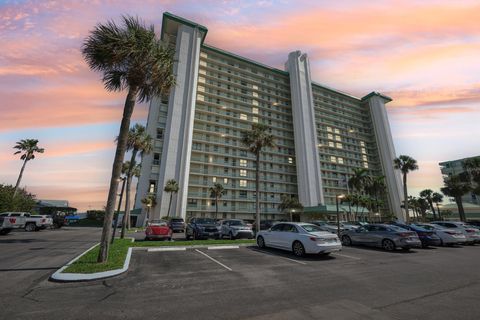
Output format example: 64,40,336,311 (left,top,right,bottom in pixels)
141,194,157,224
278,195,304,221
393,155,419,223
419,189,437,220
441,175,471,222
120,161,141,238
82,16,175,263
122,124,152,237
364,175,386,213
432,192,444,220
463,157,480,196
348,168,370,194
241,123,275,233
164,179,179,218
13,139,44,197
209,183,226,219
0,184,36,213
